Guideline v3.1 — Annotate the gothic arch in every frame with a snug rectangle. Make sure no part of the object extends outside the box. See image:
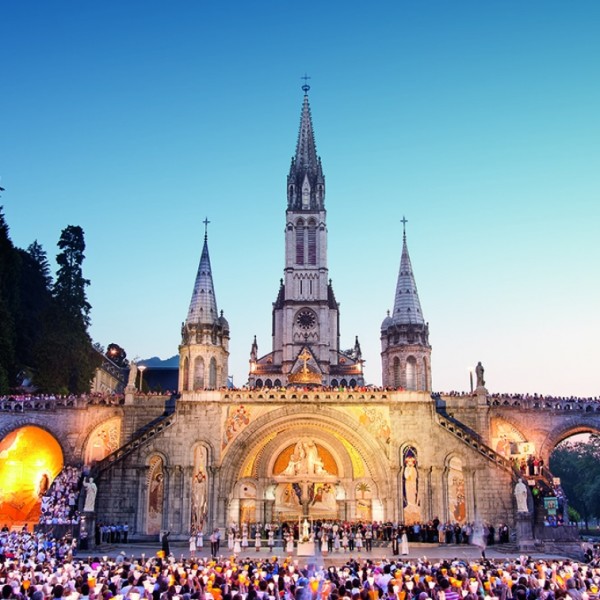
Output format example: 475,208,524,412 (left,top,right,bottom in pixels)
218,405,391,502
400,444,421,523
406,356,417,390
194,356,205,390
83,416,122,464
209,357,217,388
182,356,189,391
393,357,401,387
539,421,600,458
0,419,66,456
444,452,467,523
490,416,528,458
146,453,166,535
